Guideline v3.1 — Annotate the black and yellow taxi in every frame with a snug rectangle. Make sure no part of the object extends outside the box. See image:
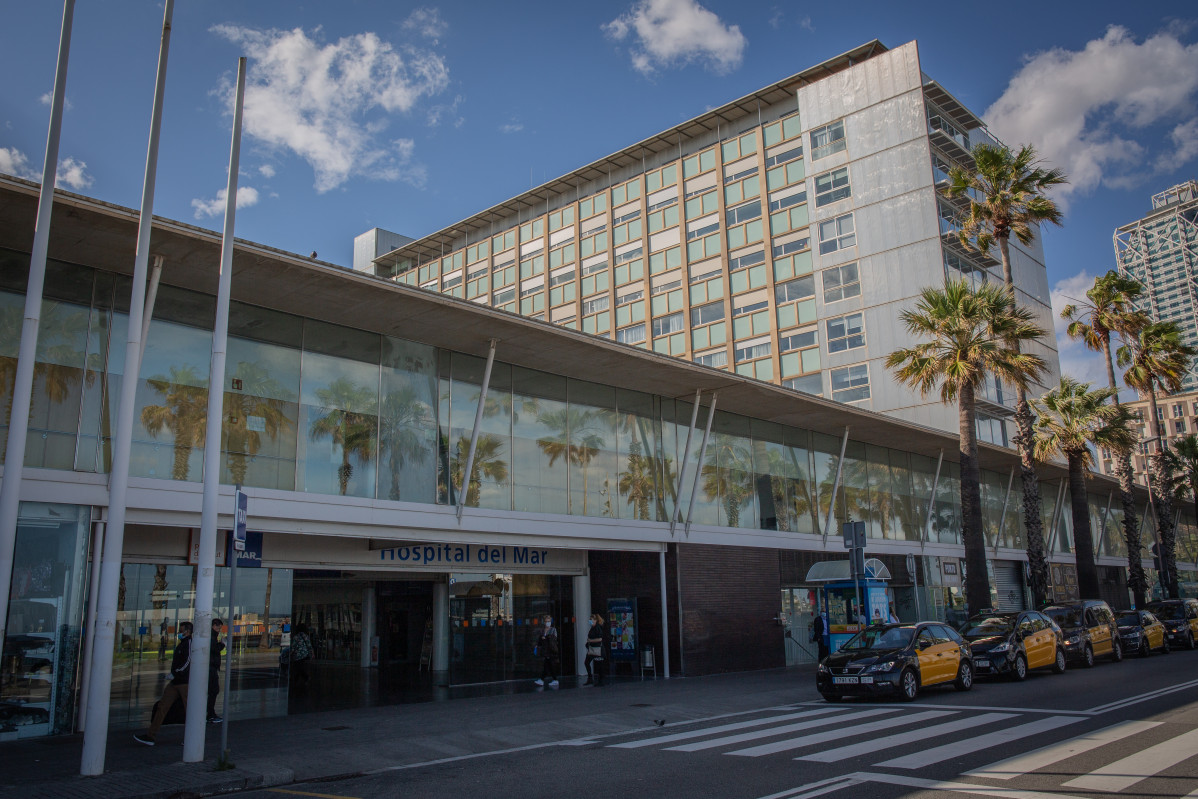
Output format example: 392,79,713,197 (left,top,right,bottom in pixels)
958,610,1066,680
1144,599,1198,650
1043,600,1123,667
1115,609,1170,657
817,622,973,702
